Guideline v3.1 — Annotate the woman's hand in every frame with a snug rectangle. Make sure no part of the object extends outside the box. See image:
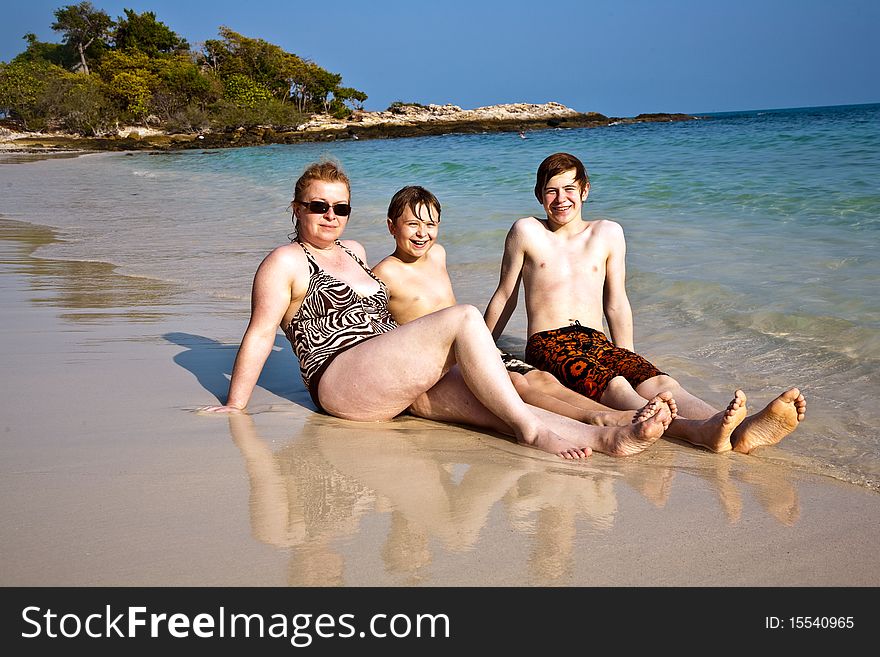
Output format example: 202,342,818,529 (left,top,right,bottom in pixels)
197,405,245,414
